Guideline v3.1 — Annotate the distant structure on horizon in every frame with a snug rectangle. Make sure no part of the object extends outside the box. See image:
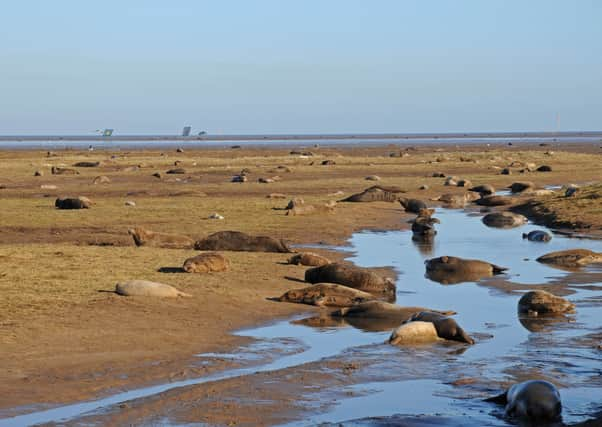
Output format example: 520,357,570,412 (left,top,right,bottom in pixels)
182,126,192,137
102,129,114,137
